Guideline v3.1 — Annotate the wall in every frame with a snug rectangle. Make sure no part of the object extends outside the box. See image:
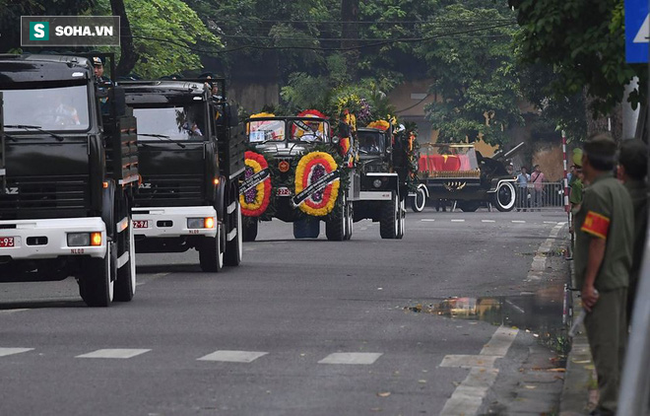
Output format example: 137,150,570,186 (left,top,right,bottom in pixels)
230,81,279,113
